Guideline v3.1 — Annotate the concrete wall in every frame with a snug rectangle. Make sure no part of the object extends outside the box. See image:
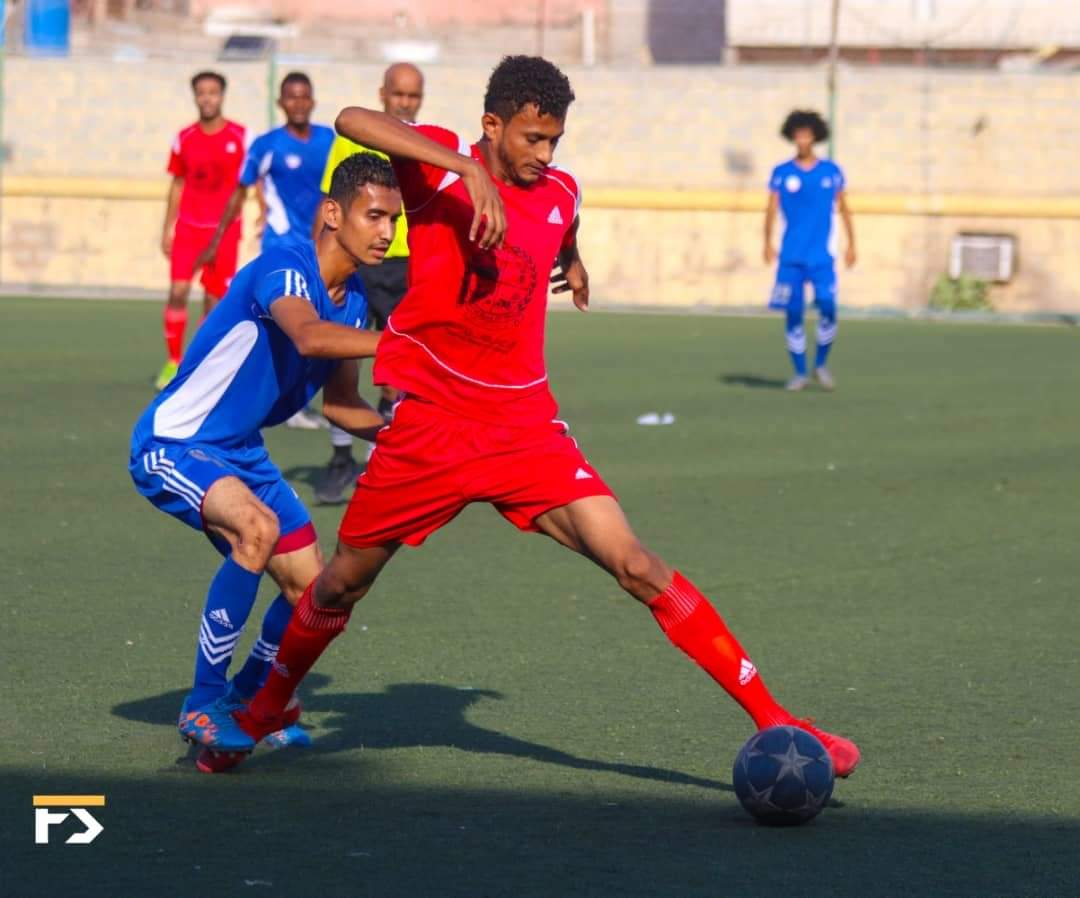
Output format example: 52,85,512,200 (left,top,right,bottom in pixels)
729,0,1080,49
4,58,1080,310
